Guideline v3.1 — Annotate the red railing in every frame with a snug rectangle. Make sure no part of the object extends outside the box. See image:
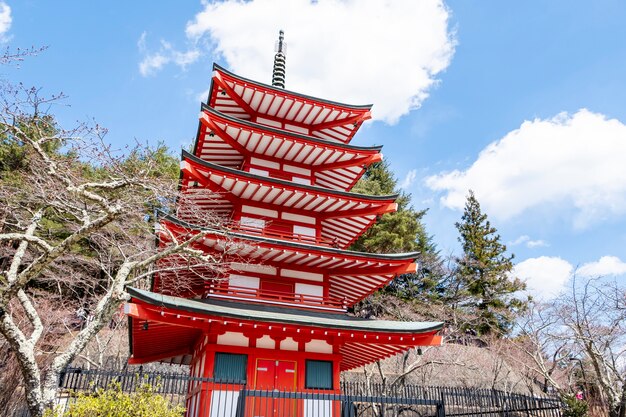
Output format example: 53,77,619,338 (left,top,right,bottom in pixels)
231,224,339,248
206,283,347,312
